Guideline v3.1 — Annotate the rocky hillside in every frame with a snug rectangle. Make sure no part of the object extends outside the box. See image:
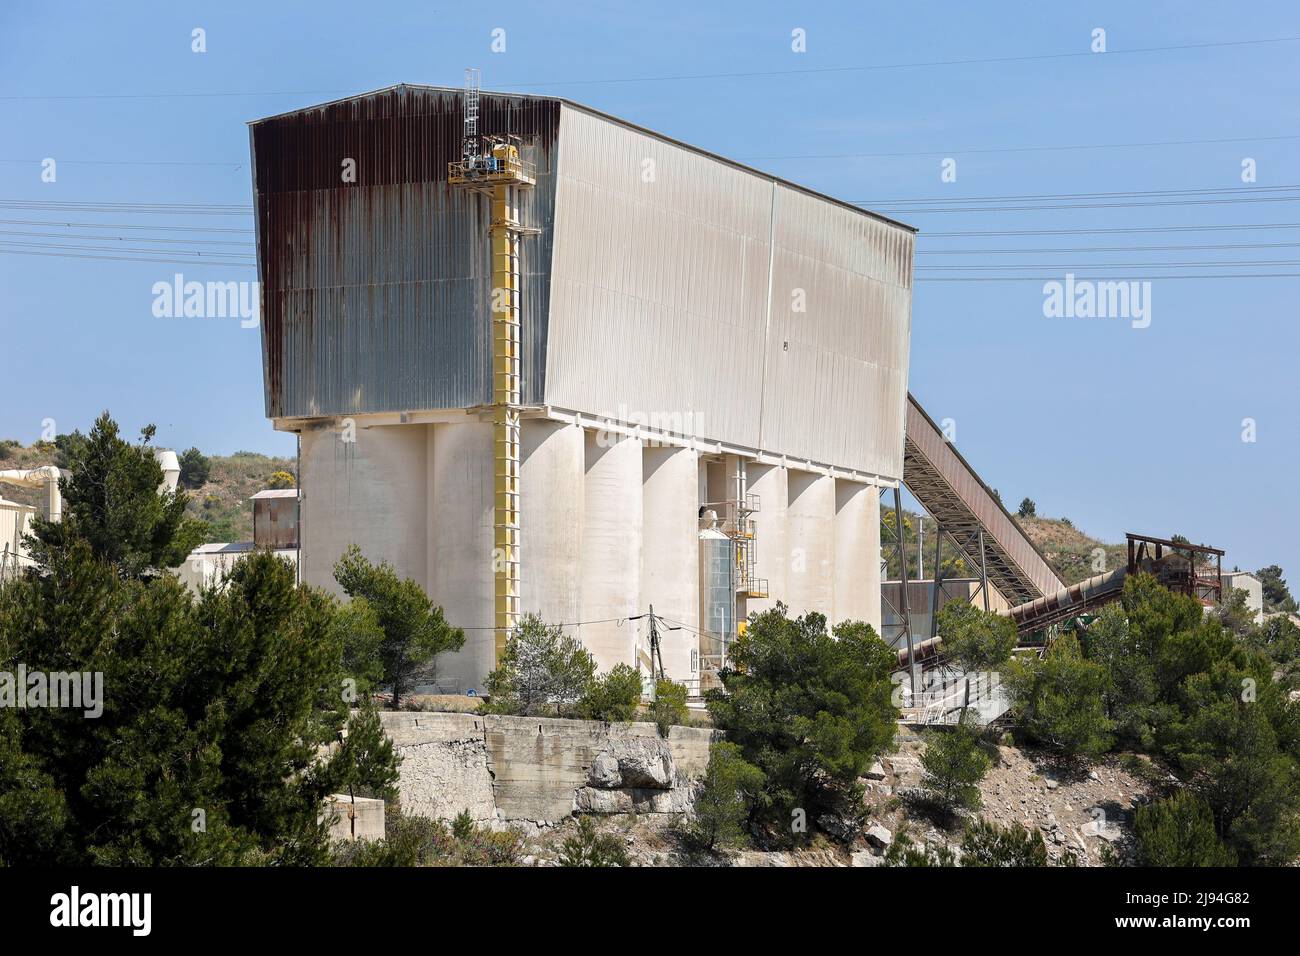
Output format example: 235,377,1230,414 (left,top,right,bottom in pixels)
0,440,292,544
1018,515,1127,586
185,451,295,543
508,729,1155,867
